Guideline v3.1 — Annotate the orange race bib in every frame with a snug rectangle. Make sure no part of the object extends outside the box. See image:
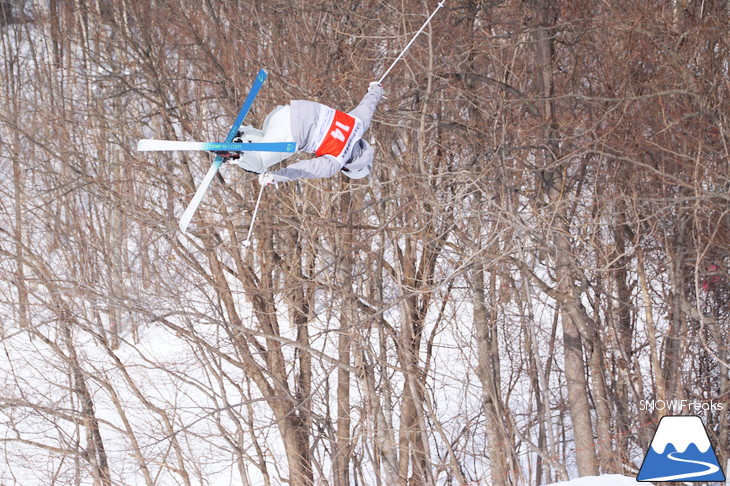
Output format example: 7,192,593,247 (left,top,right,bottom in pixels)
315,110,357,158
